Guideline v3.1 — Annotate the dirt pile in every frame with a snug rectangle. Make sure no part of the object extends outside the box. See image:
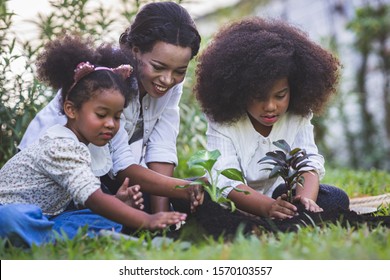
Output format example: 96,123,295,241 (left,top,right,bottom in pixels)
182,195,390,239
